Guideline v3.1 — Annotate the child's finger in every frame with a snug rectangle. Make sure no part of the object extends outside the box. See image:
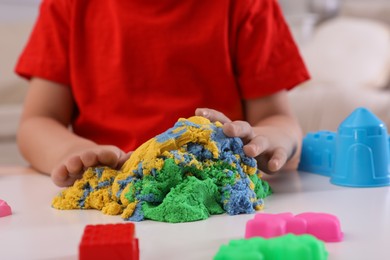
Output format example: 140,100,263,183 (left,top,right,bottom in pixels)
223,121,255,143
243,135,270,157
117,151,132,168
52,164,81,187
80,150,99,167
51,165,69,187
195,108,232,124
267,147,288,172
66,155,84,177
97,149,122,168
